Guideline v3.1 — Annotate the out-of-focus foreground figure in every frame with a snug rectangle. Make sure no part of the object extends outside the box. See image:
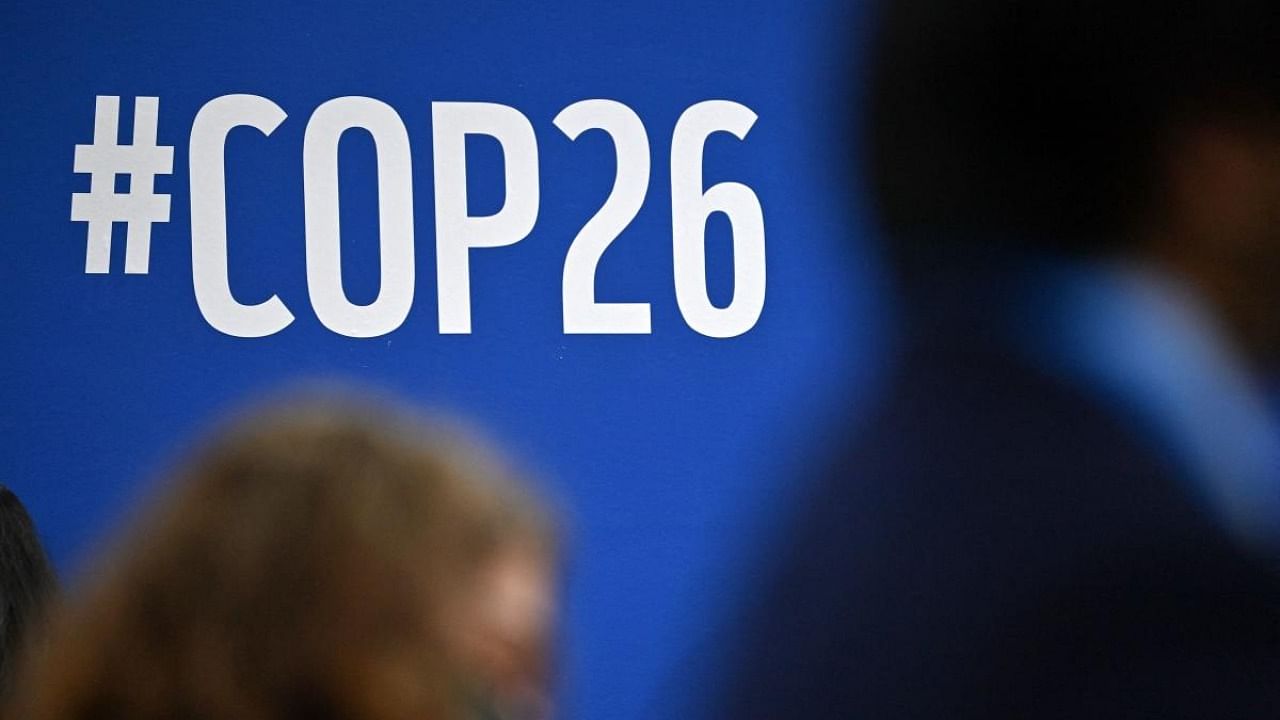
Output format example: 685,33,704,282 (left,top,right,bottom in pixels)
725,0,1280,717
6,399,557,720
0,487,57,705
